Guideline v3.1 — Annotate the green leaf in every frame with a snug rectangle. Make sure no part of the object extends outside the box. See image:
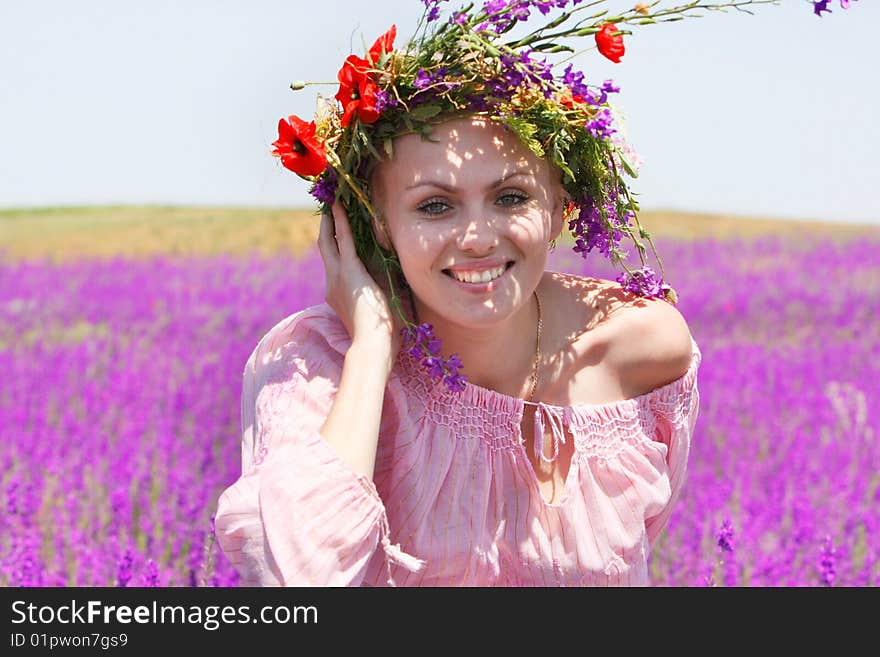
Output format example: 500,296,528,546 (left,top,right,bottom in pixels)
619,152,639,179
552,148,575,182
384,137,394,158
419,126,441,143
531,42,574,53
362,136,382,160
409,104,443,121
503,115,544,158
